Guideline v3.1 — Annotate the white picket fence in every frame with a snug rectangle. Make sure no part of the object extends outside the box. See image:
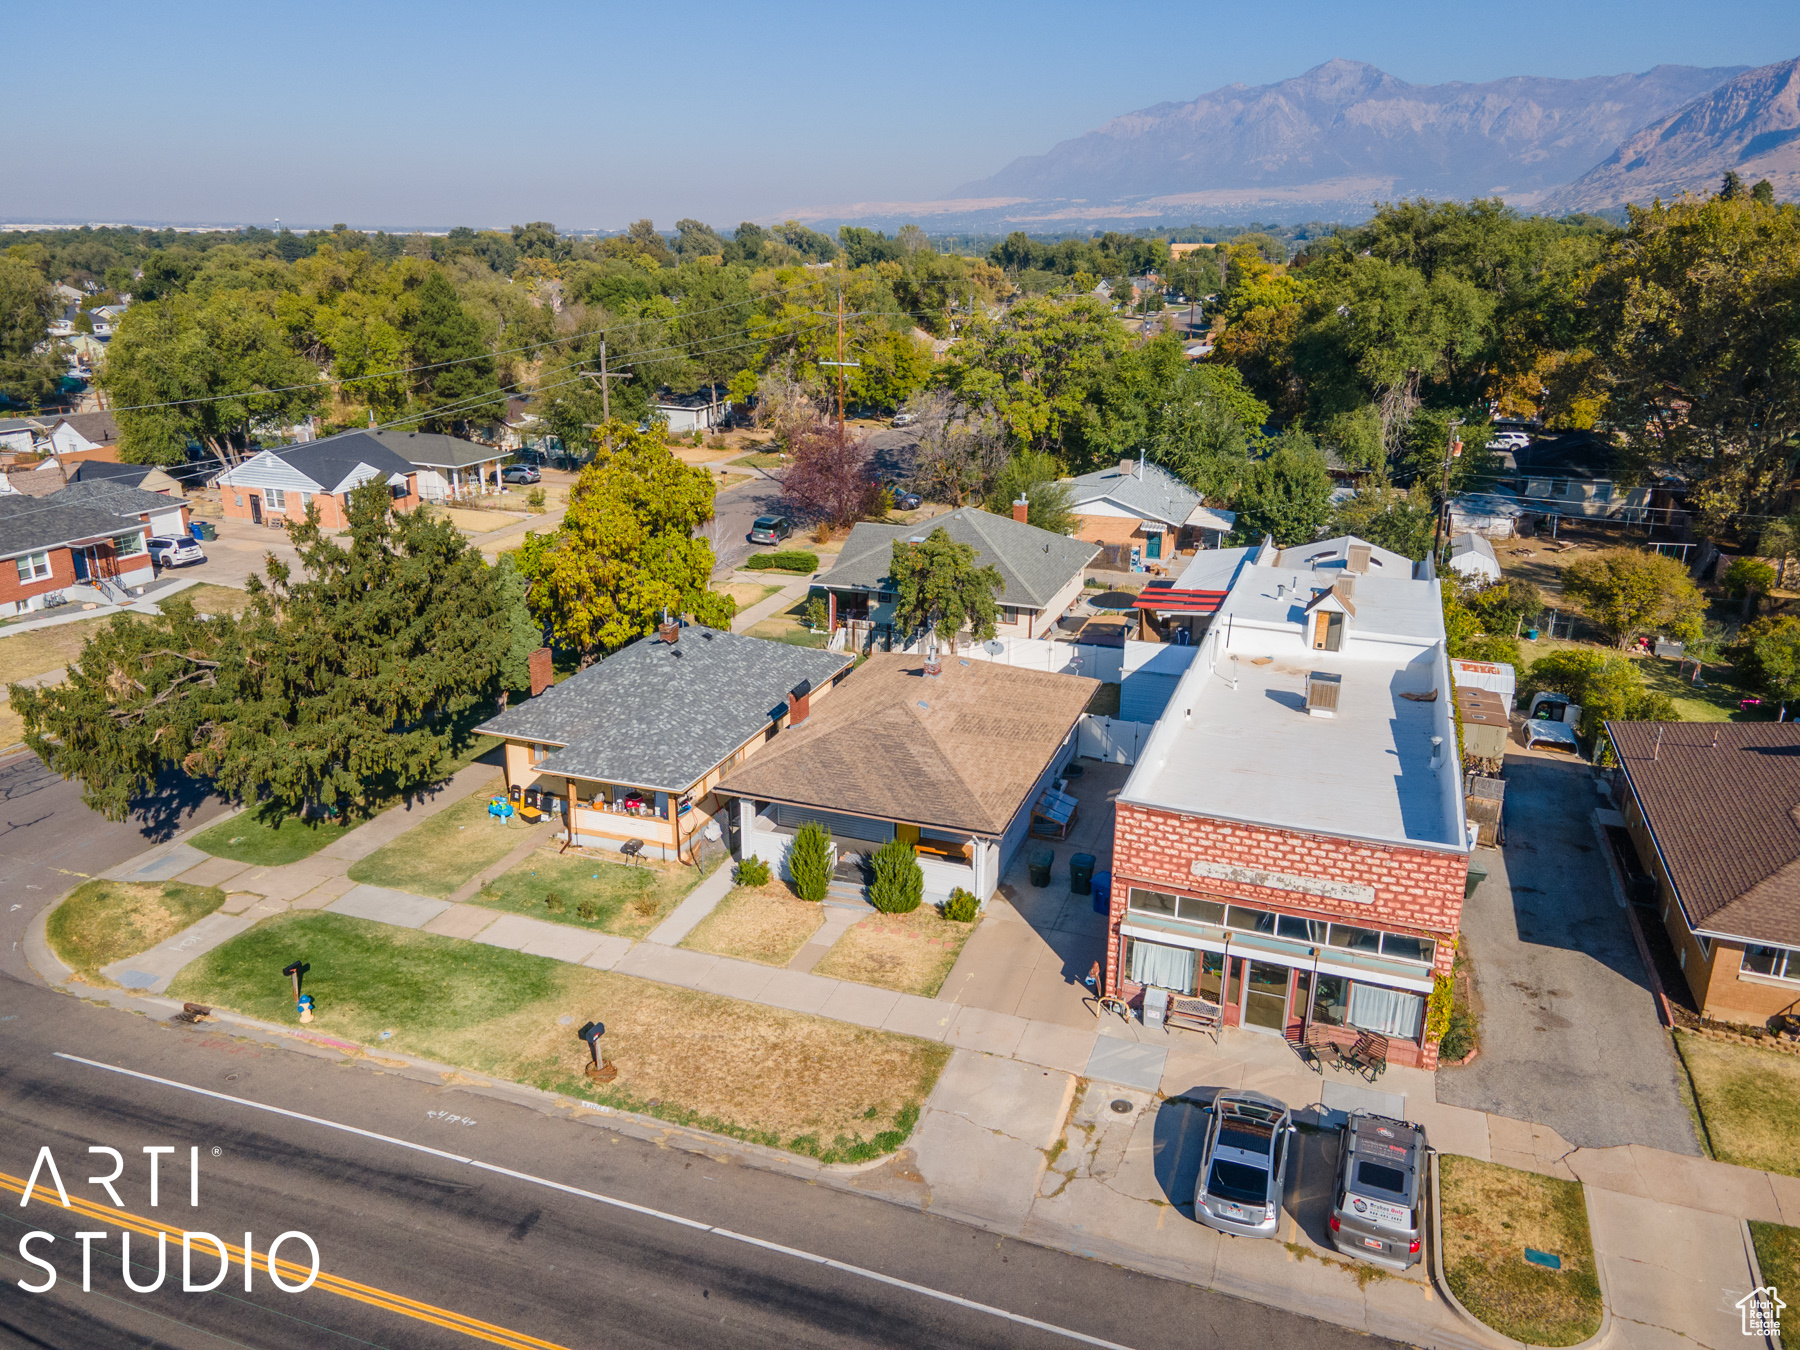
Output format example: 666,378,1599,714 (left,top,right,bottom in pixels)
1076,715,1159,764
